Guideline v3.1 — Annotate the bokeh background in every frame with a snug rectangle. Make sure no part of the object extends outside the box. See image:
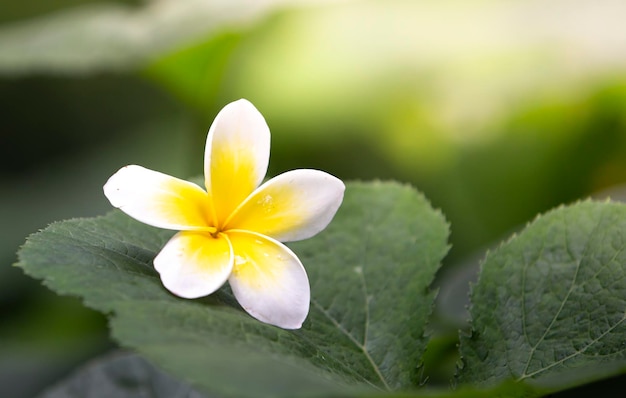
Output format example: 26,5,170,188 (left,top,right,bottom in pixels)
2,0,626,396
